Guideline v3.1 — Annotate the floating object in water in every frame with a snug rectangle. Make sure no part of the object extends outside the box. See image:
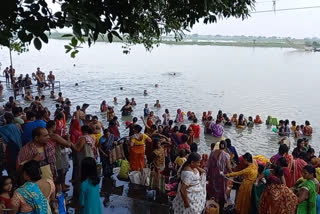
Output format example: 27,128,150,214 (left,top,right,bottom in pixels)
272,127,278,133
75,83,78,86
155,84,159,88
120,87,123,90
